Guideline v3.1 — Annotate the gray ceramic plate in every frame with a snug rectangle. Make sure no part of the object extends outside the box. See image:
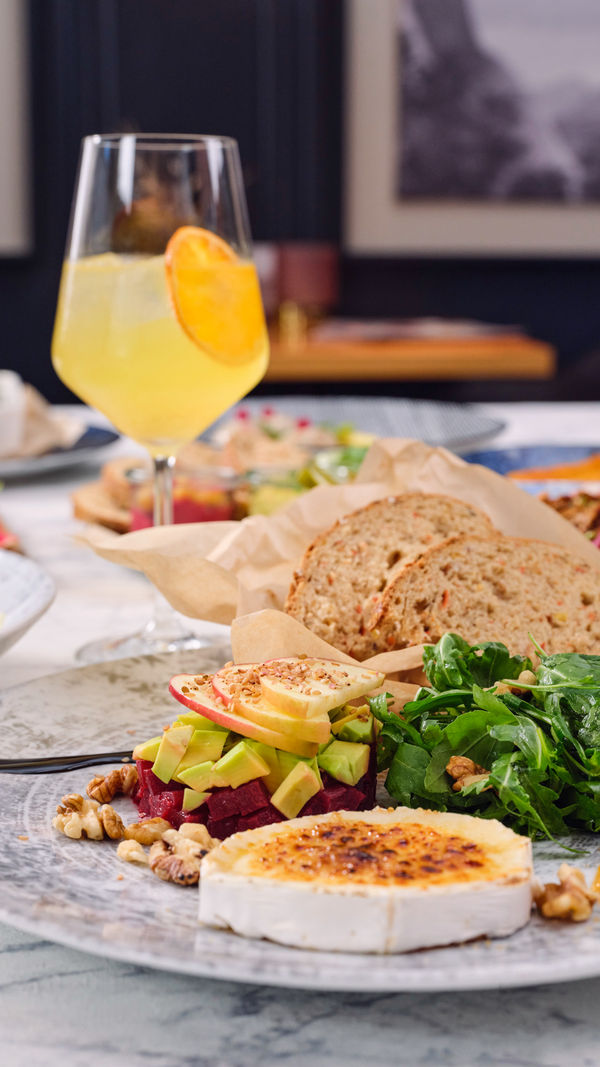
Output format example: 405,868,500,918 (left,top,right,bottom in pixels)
1,652,600,992
209,397,505,454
